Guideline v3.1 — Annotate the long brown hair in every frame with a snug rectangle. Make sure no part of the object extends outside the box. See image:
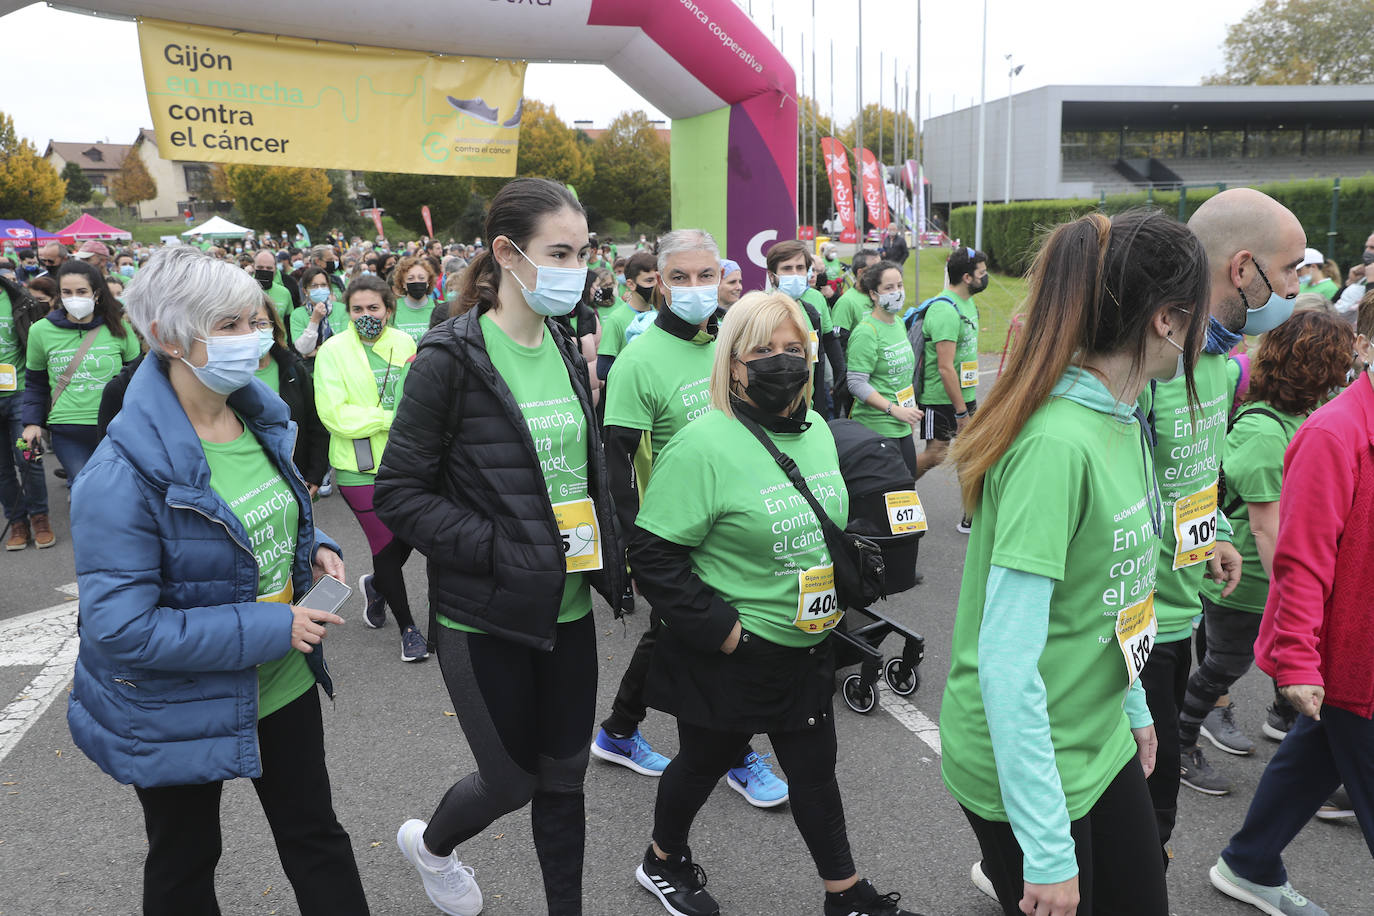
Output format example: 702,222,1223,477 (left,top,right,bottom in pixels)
951,209,1210,511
